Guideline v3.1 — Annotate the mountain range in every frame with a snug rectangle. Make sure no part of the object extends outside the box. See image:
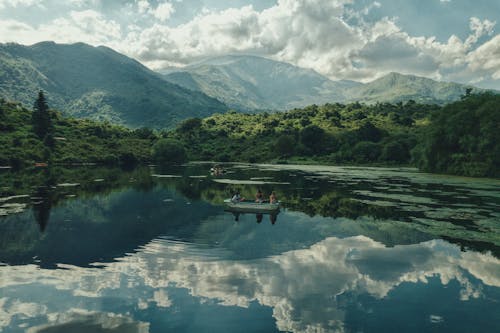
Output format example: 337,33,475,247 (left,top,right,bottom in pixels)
0,42,226,128
161,55,357,111
0,42,489,129
163,55,484,111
